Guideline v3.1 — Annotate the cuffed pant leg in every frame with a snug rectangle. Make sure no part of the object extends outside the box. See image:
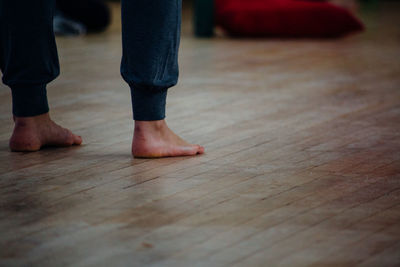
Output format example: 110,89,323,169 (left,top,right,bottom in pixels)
11,85,49,117
0,0,59,117
120,0,182,121
130,85,168,121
